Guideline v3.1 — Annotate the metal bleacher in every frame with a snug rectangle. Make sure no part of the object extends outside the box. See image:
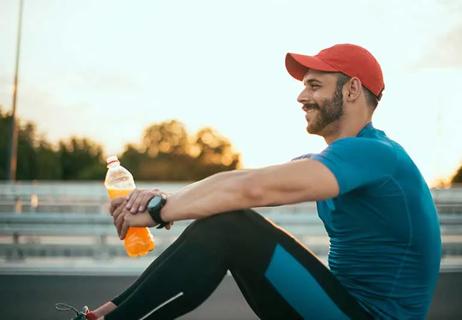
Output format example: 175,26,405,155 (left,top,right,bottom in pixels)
1,182,462,266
